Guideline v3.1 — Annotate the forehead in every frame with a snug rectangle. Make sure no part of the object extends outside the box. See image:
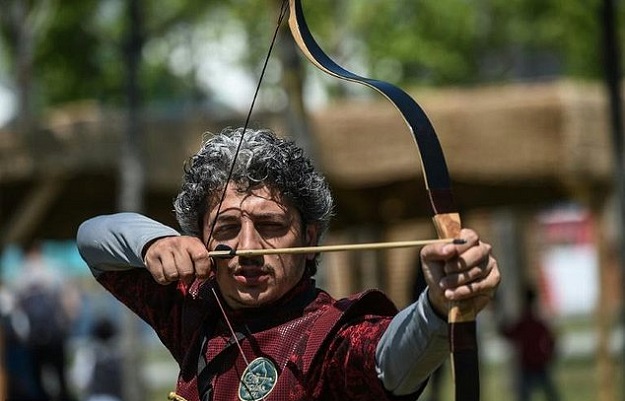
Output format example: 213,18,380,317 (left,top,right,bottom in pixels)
214,183,293,215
